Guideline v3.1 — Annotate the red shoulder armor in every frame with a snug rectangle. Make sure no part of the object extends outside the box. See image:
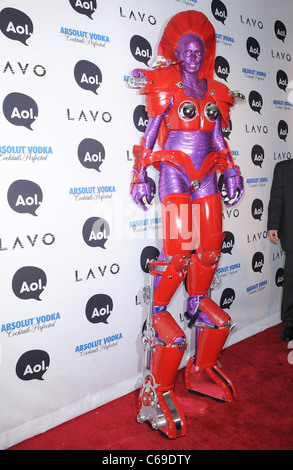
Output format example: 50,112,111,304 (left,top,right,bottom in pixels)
206,79,234,128
133,65,182,117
